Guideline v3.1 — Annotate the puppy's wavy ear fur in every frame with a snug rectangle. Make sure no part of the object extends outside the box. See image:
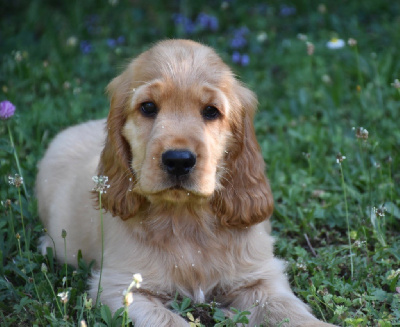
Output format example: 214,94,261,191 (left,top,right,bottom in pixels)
212,83,274,228
95,69,146,220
